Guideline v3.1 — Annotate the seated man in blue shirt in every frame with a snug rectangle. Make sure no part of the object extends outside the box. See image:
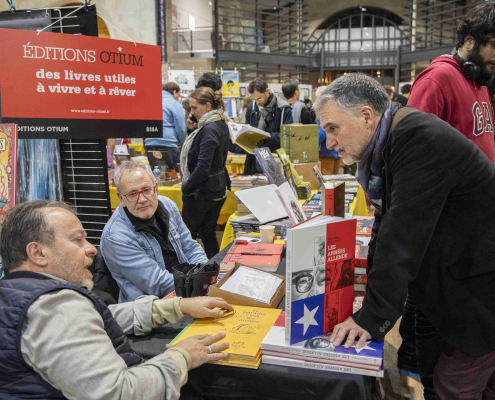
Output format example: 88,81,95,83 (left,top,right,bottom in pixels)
102,160,208,302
